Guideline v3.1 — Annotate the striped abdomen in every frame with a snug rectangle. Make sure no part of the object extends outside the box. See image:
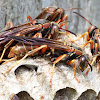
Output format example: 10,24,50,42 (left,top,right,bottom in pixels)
8,43,38,58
